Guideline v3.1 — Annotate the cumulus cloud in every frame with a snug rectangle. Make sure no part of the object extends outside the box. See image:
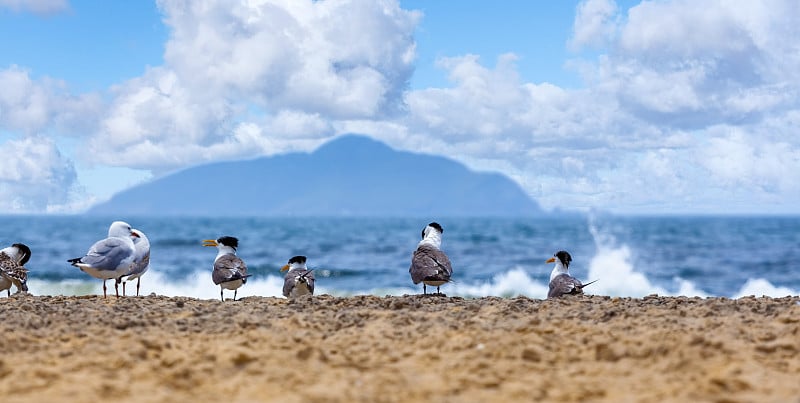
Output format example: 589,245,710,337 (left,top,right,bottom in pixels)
85,0,420,170
0,65,103,135
0,0,68,15
569,0,618,50
0,136,79,212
